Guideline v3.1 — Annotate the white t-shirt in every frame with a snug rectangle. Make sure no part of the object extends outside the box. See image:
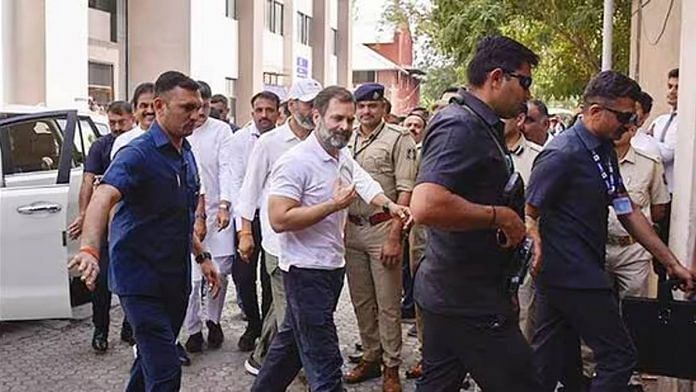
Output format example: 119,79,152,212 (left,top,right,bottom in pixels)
110,126,146,160
648,112,678,192
631,129,661,158
269,133,383,271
